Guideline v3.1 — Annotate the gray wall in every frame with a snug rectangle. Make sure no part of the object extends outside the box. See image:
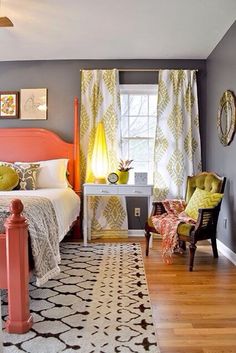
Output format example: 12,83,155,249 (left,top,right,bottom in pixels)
0,59,206,141
206,21,236,252
0,59,206,229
